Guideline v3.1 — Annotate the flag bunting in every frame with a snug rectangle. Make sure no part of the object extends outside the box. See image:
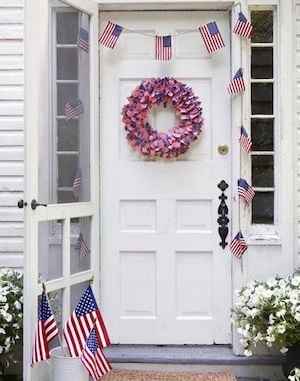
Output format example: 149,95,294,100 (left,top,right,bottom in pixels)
64,99,84,121
233,12,254,39
239,126,252,154
227,69,245,94
199,21,225,53
230,231,248,258
99,21,123,49
155,35,172,60
238,178,255,205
